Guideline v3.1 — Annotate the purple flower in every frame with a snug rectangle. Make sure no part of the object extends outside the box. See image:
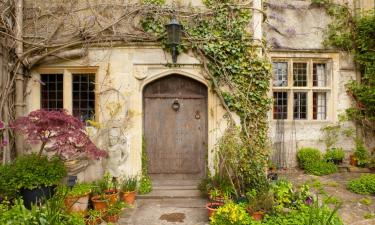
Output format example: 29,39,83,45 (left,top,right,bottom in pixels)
0,121,4,129
2,139,8,146
305,196,313,205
